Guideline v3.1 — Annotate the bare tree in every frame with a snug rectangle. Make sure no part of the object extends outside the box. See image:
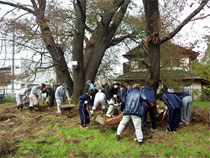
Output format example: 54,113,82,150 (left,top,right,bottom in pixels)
142,0,210,92
0,0,135,97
